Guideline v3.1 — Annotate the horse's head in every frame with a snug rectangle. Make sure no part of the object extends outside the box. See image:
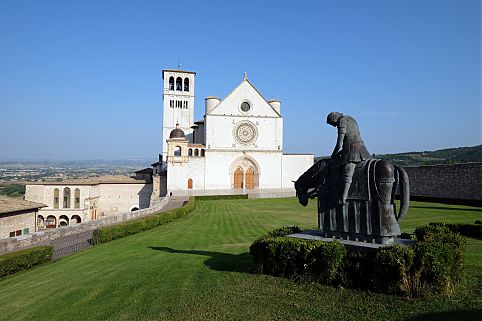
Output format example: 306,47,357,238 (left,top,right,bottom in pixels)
294,179,309,206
